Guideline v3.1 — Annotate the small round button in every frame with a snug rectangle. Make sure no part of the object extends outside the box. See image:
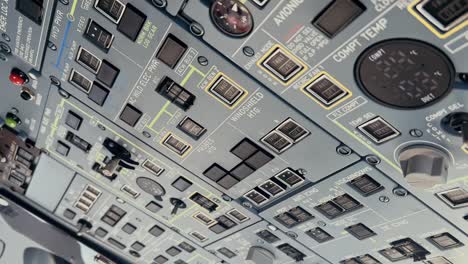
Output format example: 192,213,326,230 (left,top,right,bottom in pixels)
9,68,29,85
